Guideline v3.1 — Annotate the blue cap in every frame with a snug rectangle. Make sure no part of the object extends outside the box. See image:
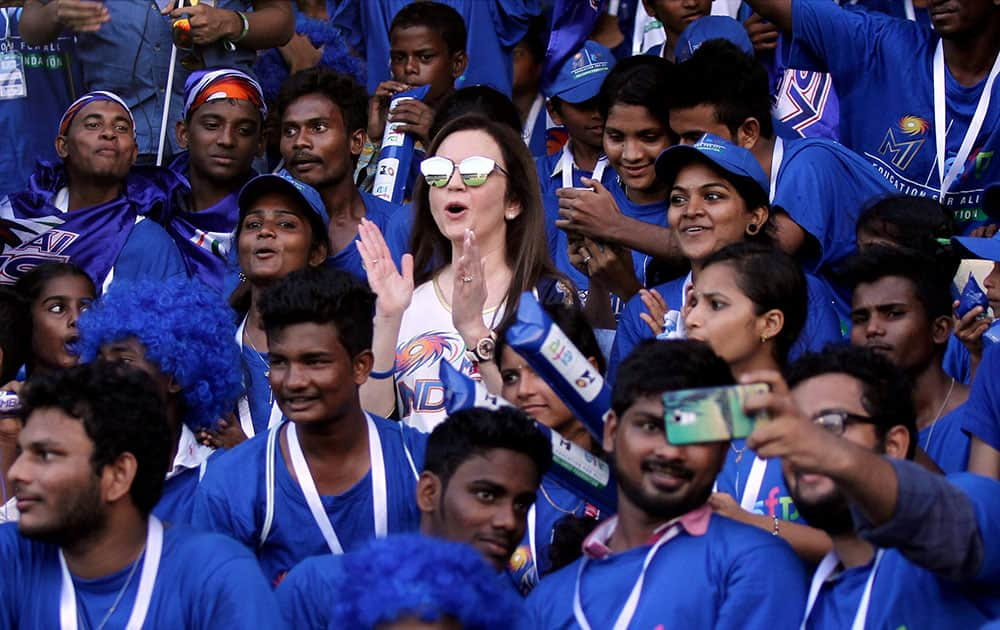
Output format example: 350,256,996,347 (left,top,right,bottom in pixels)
675,16,754,63
237,171,330,227
546,40,615,104
655,133,769,197
953,234,1000,262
